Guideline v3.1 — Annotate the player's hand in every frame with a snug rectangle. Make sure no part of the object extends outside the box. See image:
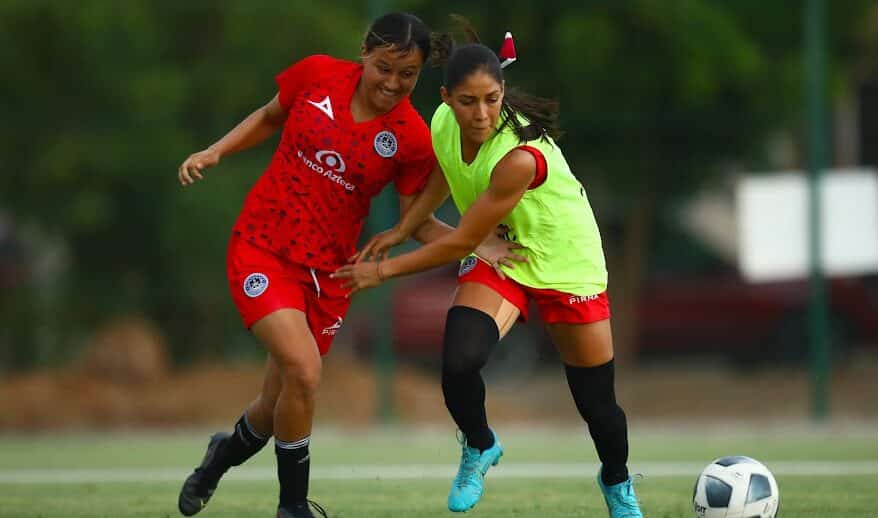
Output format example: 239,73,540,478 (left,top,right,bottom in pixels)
331,261,384,296
474,230,527,280
349,226,408,263
178,148,221,186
